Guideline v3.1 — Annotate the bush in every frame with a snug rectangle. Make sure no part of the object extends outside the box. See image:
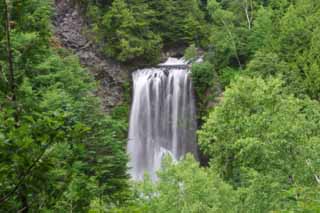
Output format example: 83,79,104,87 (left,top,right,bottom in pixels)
117,155,237,213
198,76,320,211
184,44,198,61
190,62,214,98
219,66,240,88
